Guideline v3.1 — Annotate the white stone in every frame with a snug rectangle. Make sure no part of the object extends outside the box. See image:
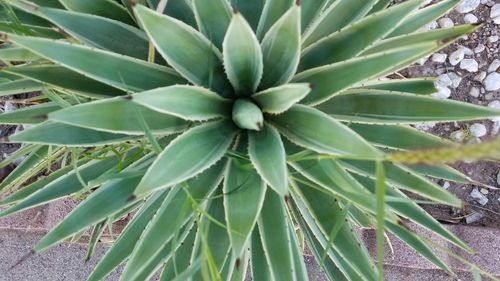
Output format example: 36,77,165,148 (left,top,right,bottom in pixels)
484,72,500,91
470,188,489,205
494,17,500,25
474,71,487,82
474,44,485,53
464,13,479,23
449,49,465,66
438,17,454,28
437,74,453,87
433,85,451,99
491,4,500,19
448,72,462,88
497,171,500,186
450,130,466,141
431,53,447,63
442,181,451,190
489,35,499,43
469,87,480,97
414,122,436,131
459,46,474,56
3,101,17,113
466,212,484,224
456,0,480,13
460,59,479,72
488,59,500,73
469,123,487,138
